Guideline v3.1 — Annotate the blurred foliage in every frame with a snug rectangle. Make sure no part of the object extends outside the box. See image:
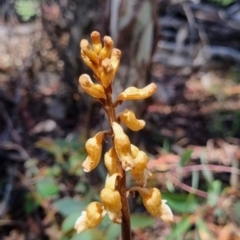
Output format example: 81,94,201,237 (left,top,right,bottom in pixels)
23,135,158,240
207,110,240,137
14,0,39,21
209,0,237,6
